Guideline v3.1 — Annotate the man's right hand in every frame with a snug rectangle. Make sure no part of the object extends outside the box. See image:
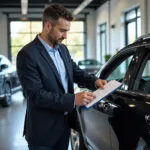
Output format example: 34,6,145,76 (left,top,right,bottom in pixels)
75,91,96,106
